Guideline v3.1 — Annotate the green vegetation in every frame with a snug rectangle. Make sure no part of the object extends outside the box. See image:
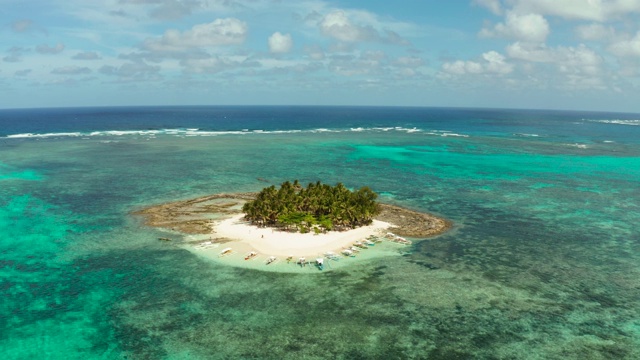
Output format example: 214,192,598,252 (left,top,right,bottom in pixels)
242,180,381,234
